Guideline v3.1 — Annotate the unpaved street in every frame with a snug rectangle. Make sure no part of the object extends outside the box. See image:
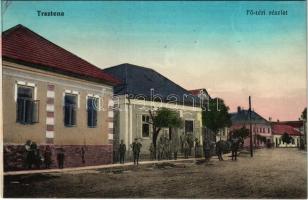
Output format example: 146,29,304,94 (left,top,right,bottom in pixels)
4,148,307,198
